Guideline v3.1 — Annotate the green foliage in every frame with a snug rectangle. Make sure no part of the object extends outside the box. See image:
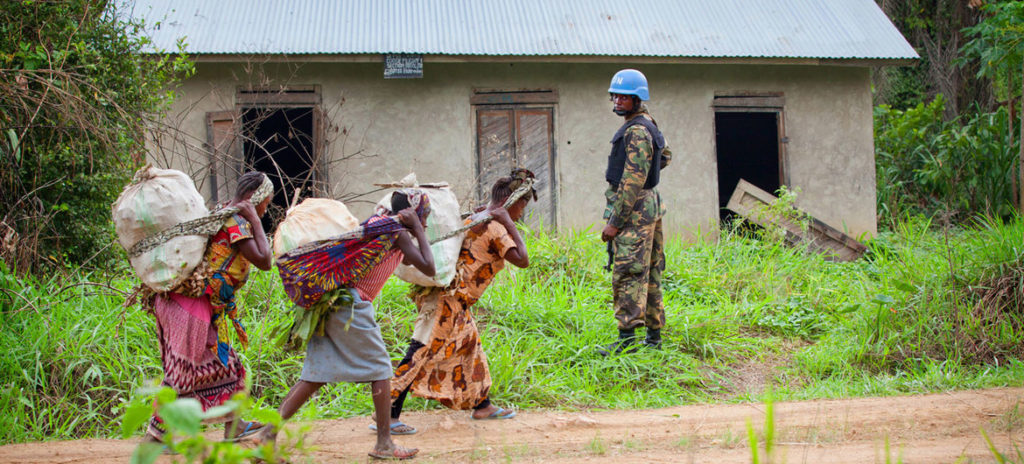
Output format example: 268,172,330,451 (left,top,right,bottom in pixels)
4,223,1024,445
0,0,193,272
745,395,776,464
875,0,995,116
120,388,303,464
874,95,1018,226
961,1,1024,87
874,63,930,111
